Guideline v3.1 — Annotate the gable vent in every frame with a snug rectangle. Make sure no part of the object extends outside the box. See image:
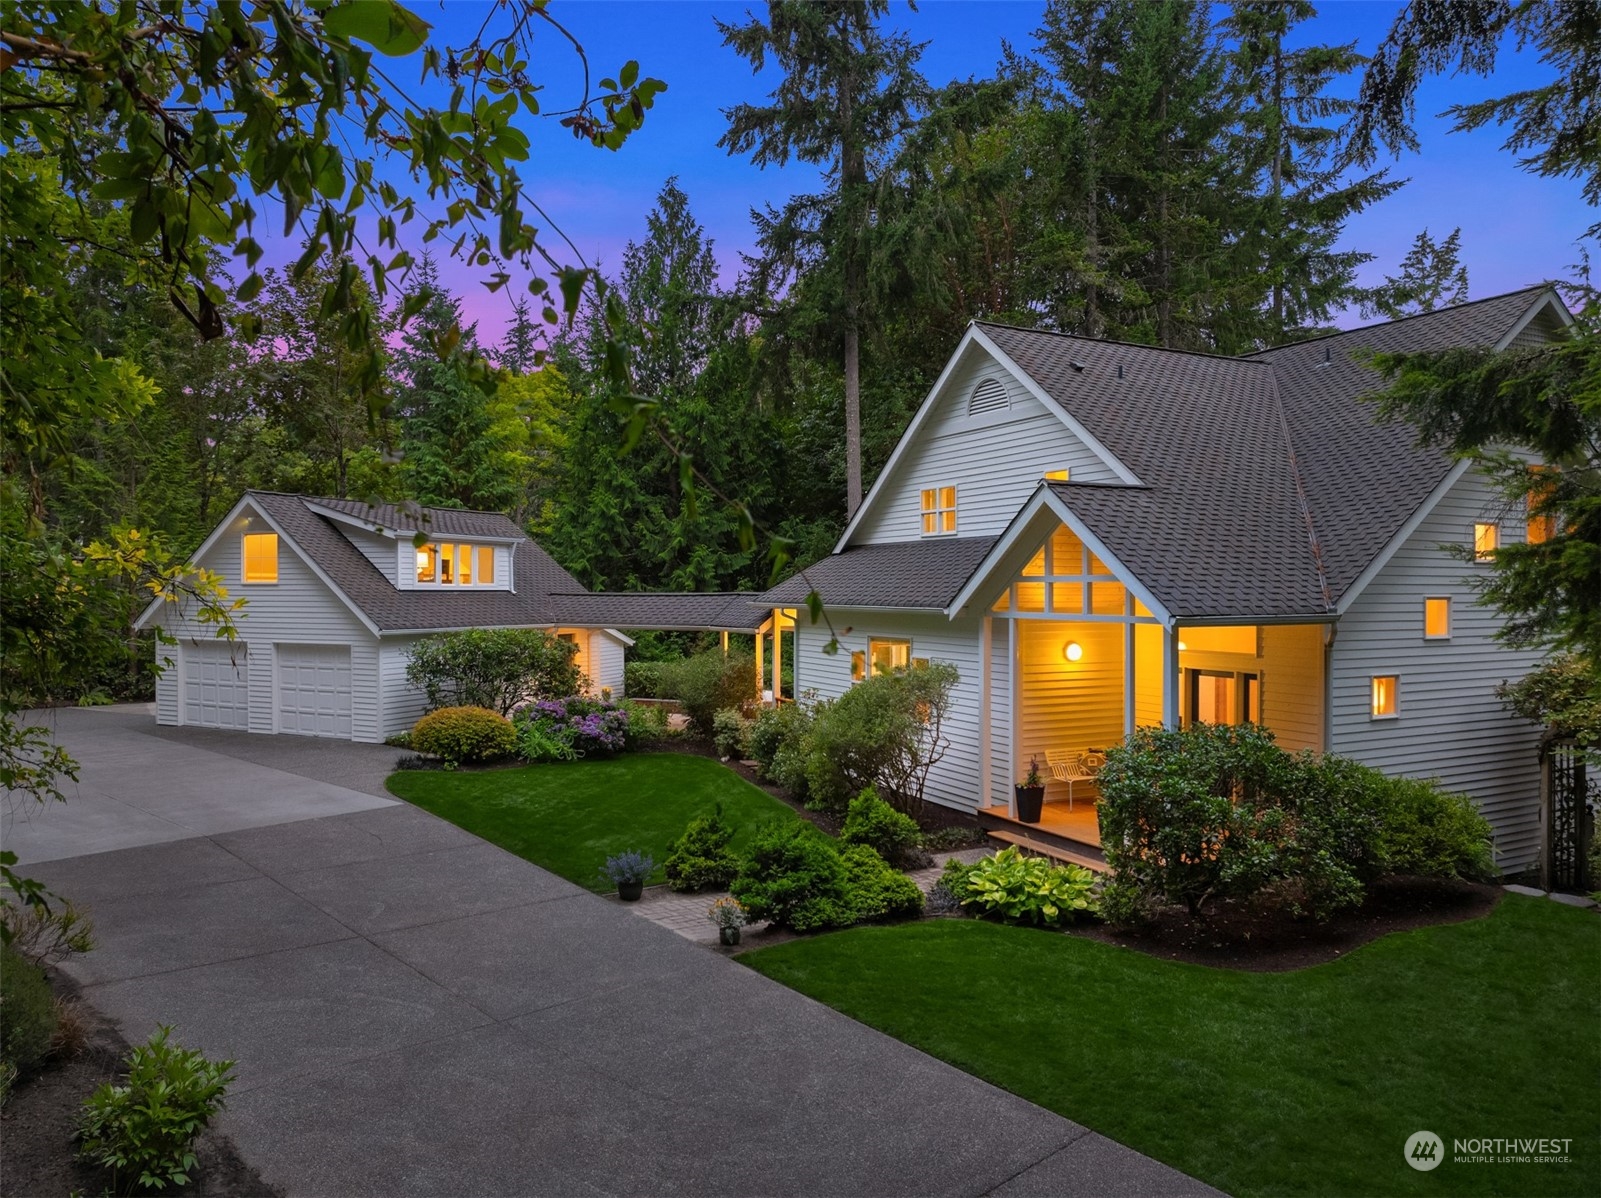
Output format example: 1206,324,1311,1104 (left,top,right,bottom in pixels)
968,377,1010,417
